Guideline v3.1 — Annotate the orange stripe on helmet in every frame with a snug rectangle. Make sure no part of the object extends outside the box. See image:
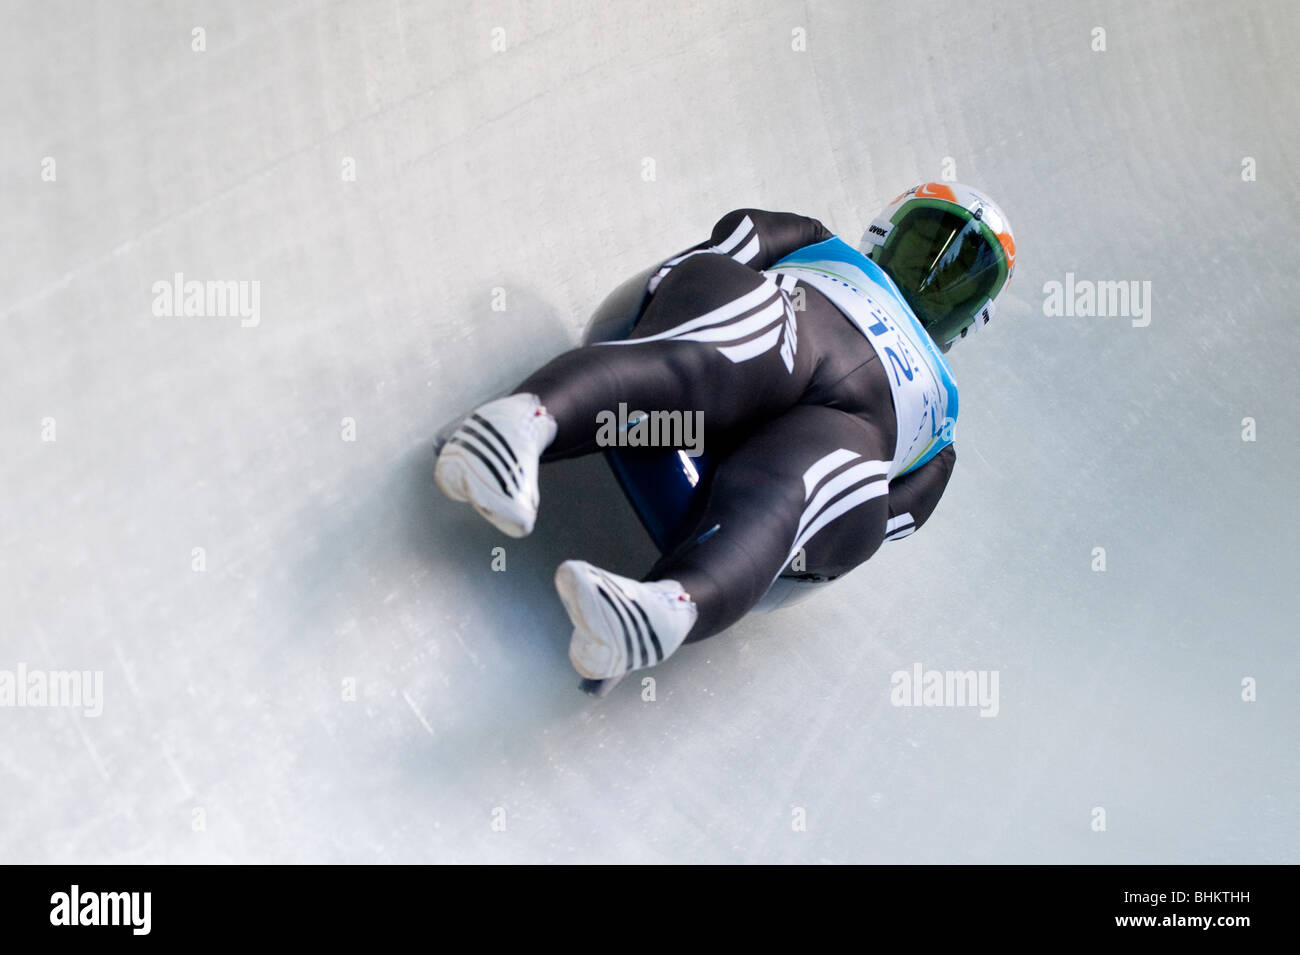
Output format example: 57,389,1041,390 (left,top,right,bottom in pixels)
915,182,958,203
995,230,1016,268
